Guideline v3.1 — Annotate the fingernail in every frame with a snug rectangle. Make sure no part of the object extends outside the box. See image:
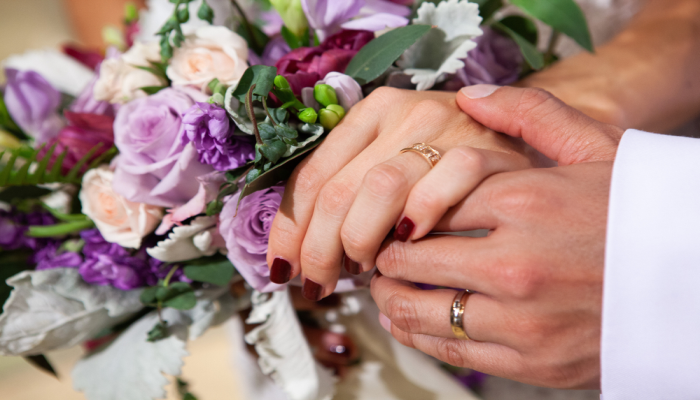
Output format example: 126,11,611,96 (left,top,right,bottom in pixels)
394,217,415,242
270,258,292,284
460,84,500,99
344,254,361,275
379,313,392,332
302,278,323,301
